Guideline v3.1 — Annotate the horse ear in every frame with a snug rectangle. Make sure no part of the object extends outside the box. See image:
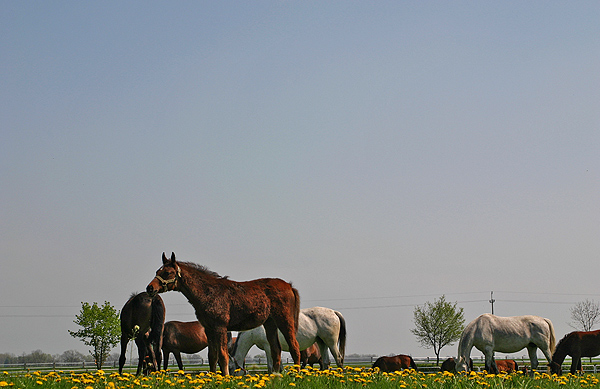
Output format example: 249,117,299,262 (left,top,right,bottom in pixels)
162,252,168,264
170,252,176,263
